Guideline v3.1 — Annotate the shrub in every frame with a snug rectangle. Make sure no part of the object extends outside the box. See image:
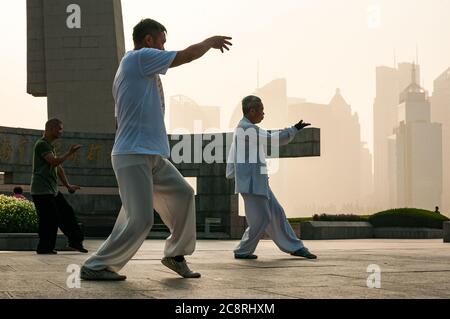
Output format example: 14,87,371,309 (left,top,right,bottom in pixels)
288,217,313,224
368,208,449,229
0,195,38,233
